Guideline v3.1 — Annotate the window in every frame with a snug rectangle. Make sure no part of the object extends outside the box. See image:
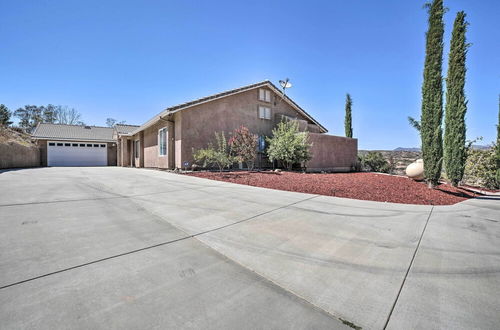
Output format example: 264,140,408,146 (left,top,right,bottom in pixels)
258,135,266,152
86,144,92,147
72,143,78,147
259,89,271,102
93,144,99,147
158,127,168,156
65,143,70,147
49,142,55,146
79,144,85,147
100,144,106,148
134,140,140,158
57,143,63,146
258,106,271,120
